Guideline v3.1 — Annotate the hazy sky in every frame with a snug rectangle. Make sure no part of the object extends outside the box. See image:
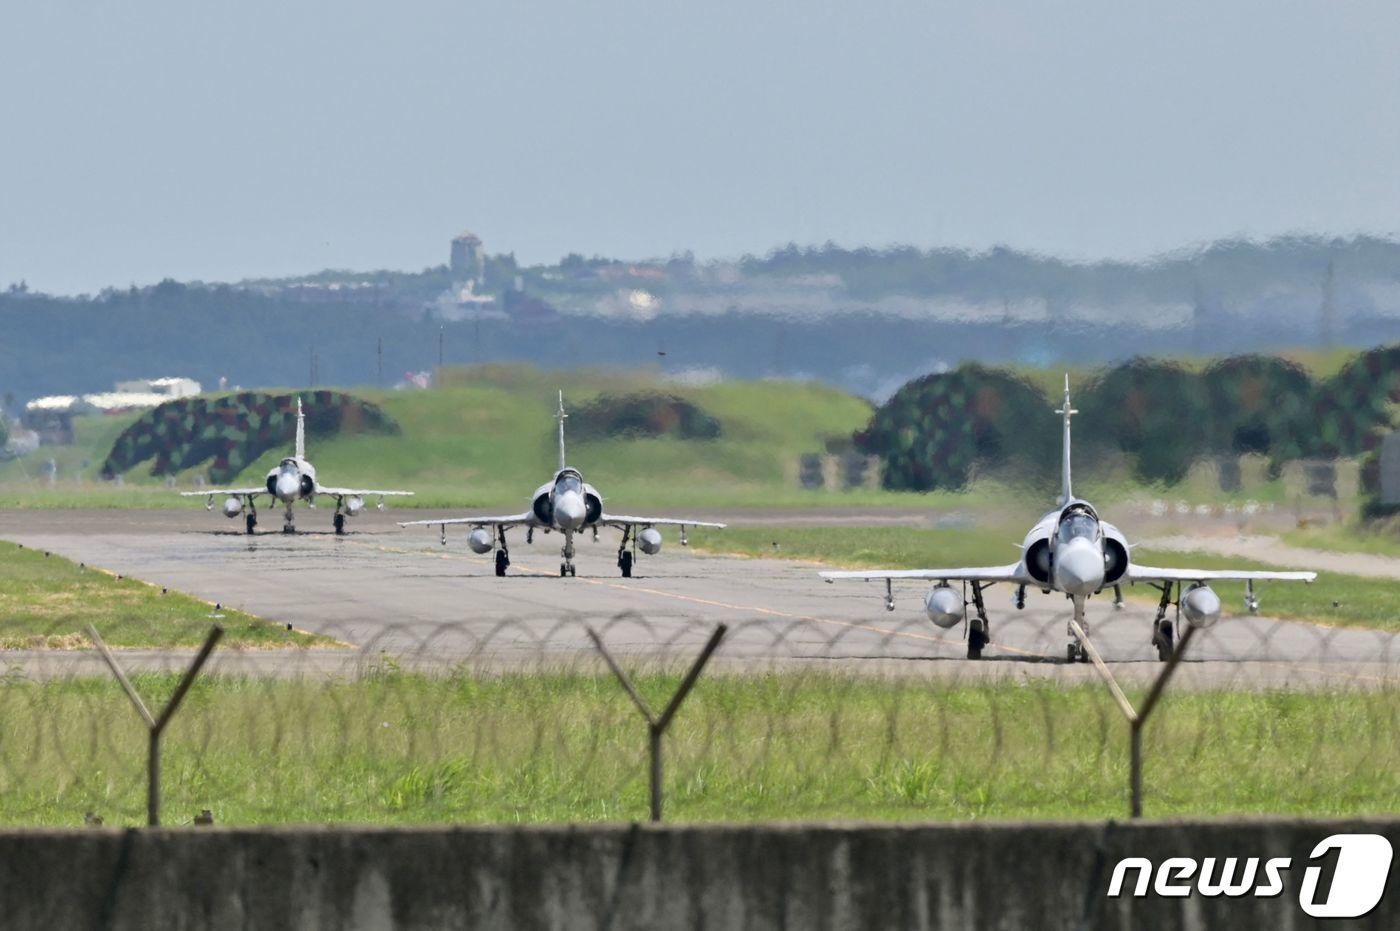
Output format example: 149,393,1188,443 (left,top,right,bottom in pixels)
3,0,1399,294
